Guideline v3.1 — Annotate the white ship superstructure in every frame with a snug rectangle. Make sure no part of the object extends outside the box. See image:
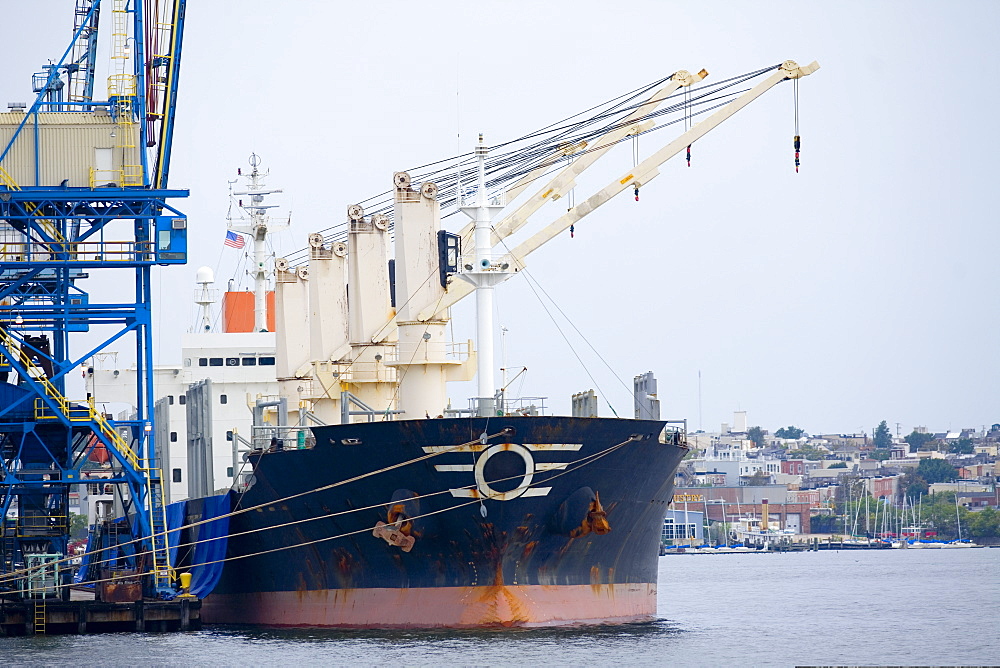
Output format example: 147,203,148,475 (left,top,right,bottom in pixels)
88,157,286,503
